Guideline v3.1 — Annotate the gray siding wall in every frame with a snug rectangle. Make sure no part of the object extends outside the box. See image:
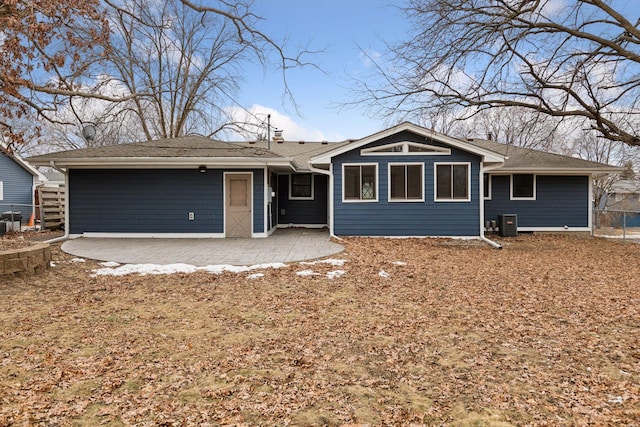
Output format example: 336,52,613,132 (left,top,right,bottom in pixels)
69,168,264,234
277,174,328,225
484,175,590,228
0,153,33,214
333,130,481,236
